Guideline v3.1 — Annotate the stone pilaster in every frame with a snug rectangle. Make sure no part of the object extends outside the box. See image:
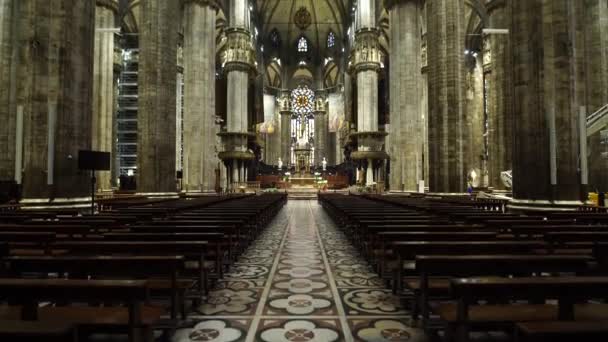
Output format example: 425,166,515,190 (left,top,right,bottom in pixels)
427,0,467,193
386,0,421,191
509,0,585,209
487,0,513,190
93,0,118,191
14,0,96,200
0,0,16,183
182,0,218,192
137,0,180,194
